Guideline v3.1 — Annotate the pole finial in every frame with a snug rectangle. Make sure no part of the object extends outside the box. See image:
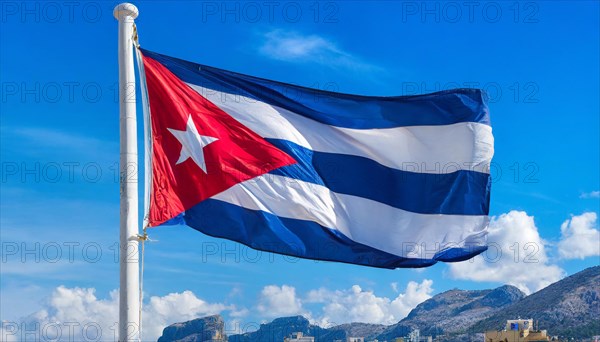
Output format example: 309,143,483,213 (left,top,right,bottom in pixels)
113,3,139,20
